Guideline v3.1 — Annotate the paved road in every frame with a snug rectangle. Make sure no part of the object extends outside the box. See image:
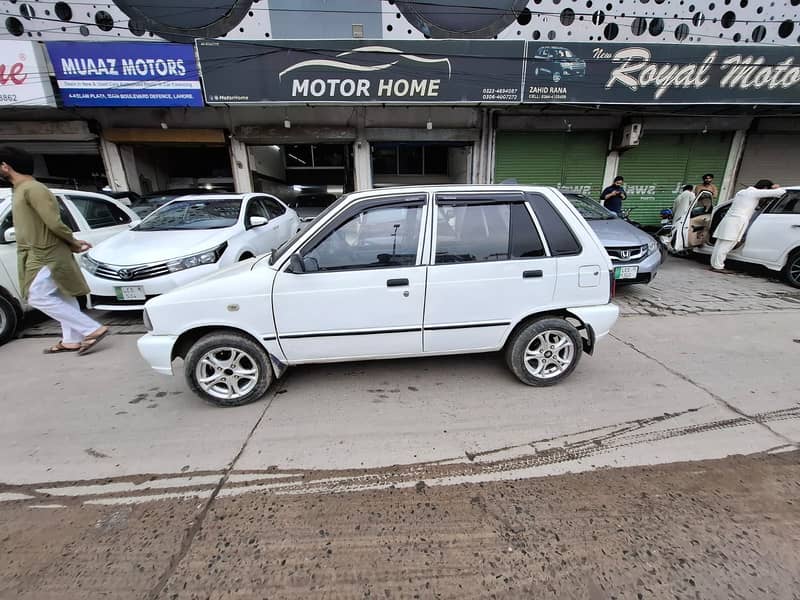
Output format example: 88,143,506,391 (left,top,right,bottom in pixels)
3,257,800,598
